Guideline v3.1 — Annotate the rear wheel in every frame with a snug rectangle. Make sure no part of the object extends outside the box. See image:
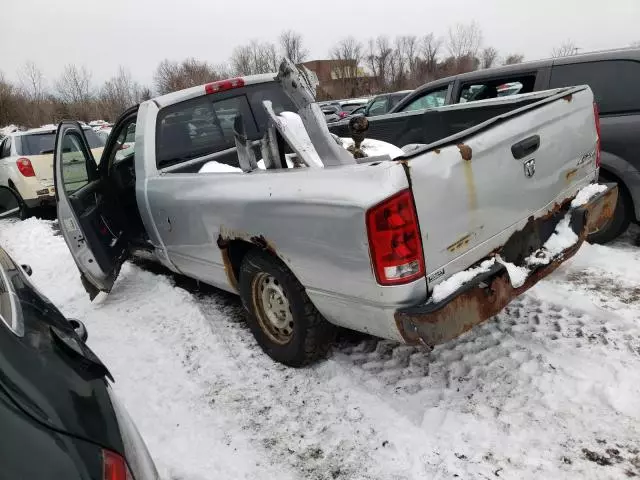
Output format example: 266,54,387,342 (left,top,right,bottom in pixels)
7,182,31,220
587,173,631,244
239,249,336,367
